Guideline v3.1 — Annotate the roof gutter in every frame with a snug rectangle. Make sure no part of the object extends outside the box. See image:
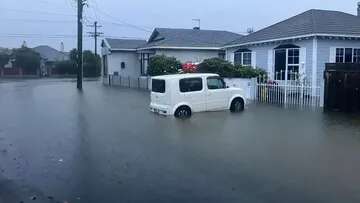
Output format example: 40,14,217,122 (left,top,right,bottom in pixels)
136,46,221,51
223,33,360,49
